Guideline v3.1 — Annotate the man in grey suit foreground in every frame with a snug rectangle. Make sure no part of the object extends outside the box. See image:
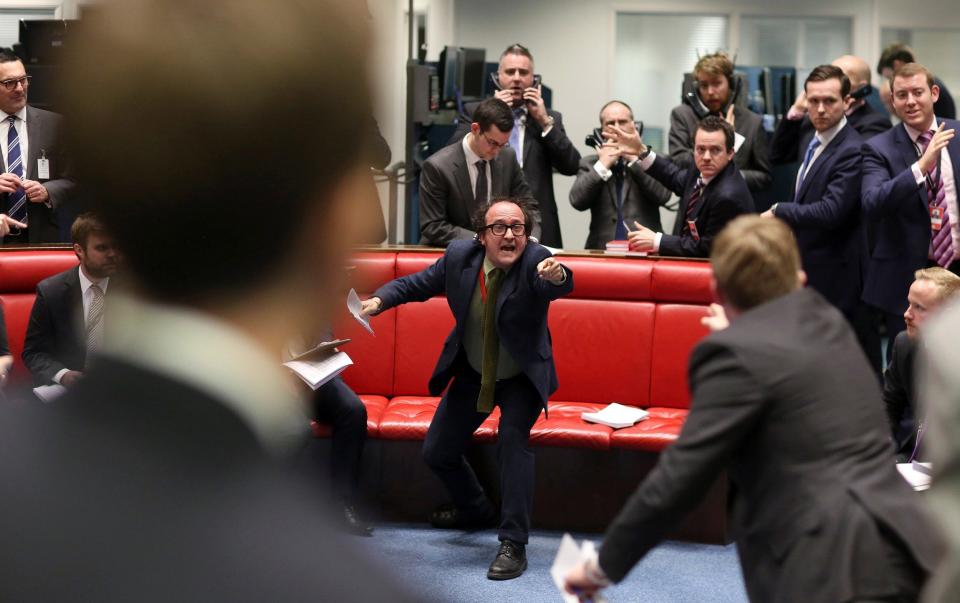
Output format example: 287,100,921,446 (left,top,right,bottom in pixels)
566,215,942,602
419,97,536,246
0,49,76,243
